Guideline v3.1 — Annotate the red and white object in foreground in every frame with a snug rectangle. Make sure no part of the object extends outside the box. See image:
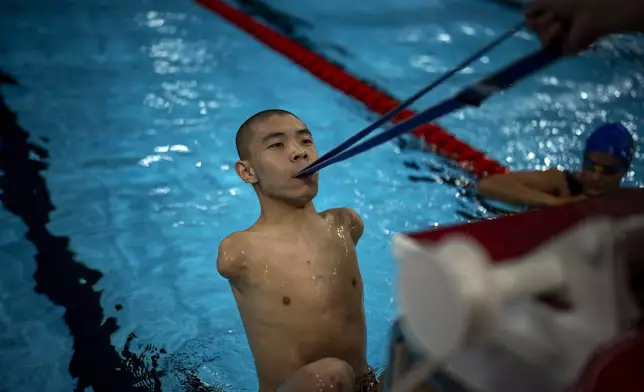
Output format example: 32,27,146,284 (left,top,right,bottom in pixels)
394,189,644,392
